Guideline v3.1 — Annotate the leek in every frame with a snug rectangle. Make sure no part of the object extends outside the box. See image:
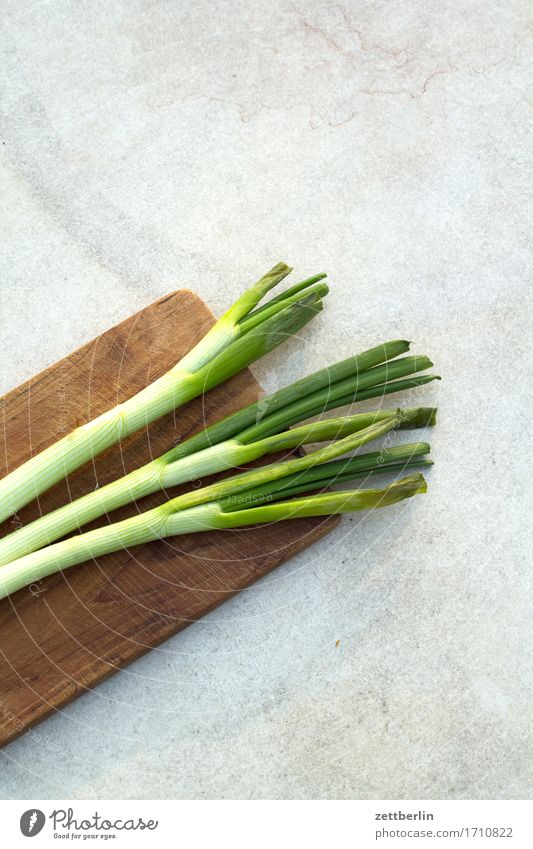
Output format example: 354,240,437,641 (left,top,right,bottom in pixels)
219,442,433,507
0,413,428,599
0,264,327,524
0,337,437,564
